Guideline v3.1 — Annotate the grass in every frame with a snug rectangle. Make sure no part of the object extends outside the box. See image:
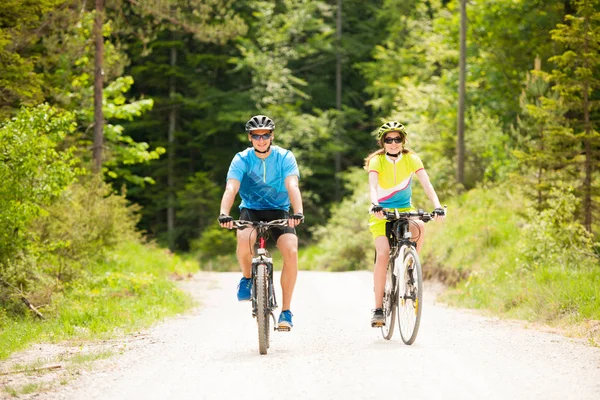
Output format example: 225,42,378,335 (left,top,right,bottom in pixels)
0,240,198,360
65,349,114,365
1,349,117,398
421,185,600,344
